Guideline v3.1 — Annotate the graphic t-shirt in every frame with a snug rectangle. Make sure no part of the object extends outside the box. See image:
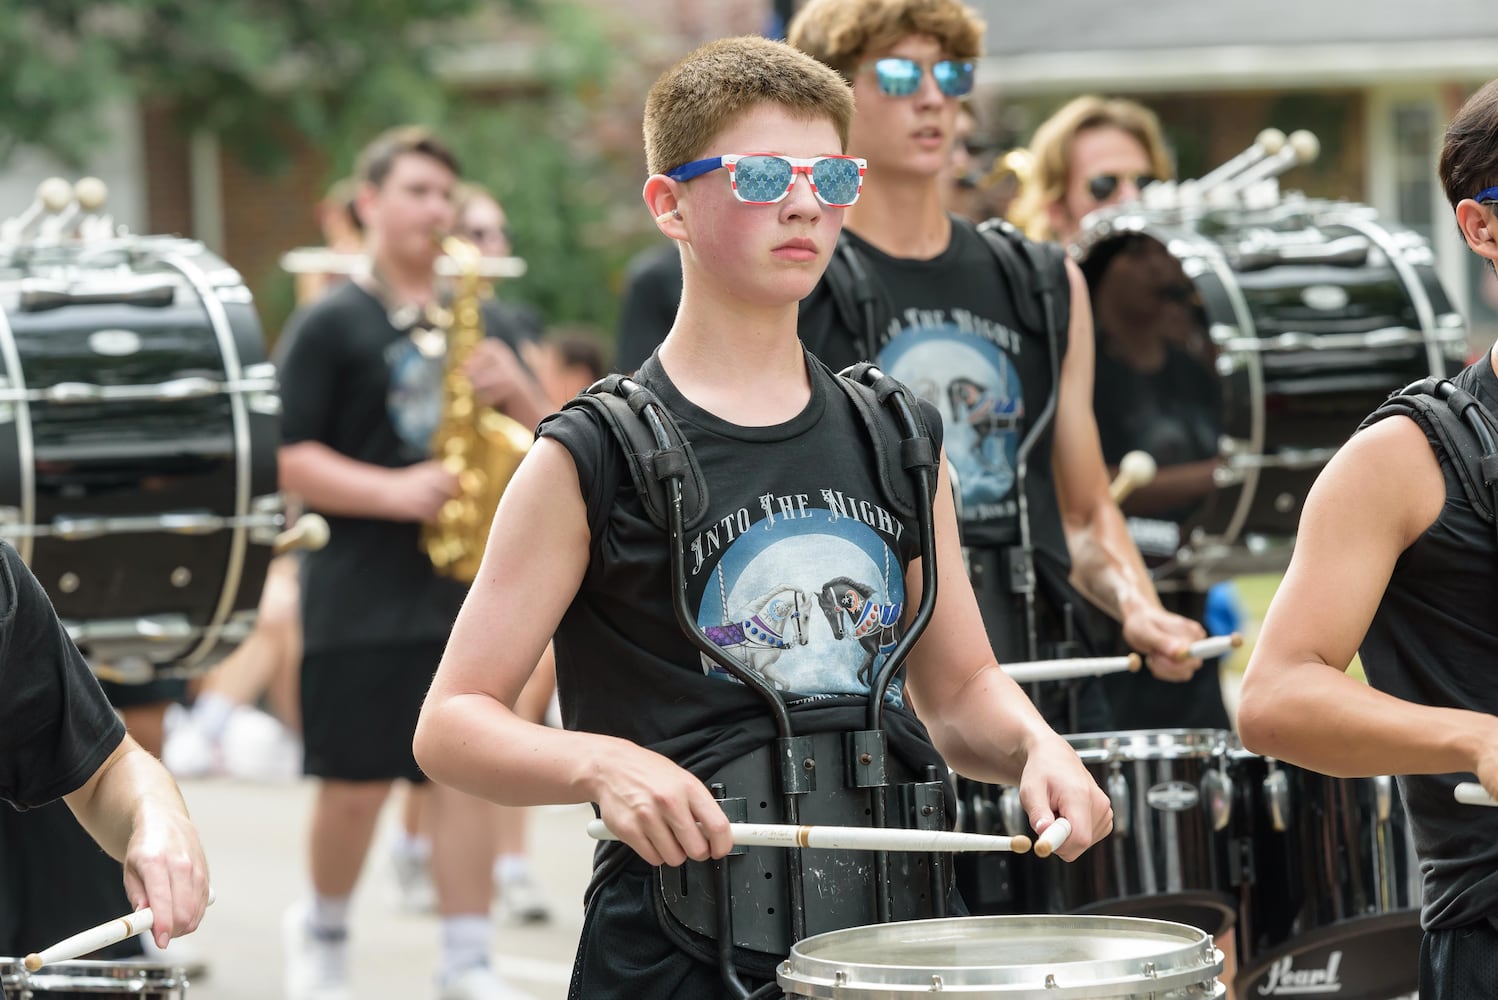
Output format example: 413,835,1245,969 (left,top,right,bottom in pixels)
537,349,945,779
276,281,537,652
